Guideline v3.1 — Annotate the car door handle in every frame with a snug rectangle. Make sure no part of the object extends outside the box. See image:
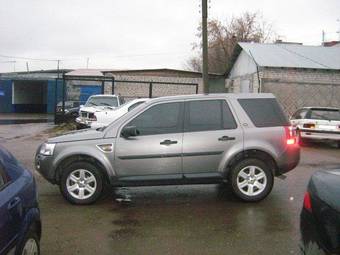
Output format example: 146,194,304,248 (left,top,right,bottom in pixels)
160,140,178,145
8,197,21,210
218,136,236,141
